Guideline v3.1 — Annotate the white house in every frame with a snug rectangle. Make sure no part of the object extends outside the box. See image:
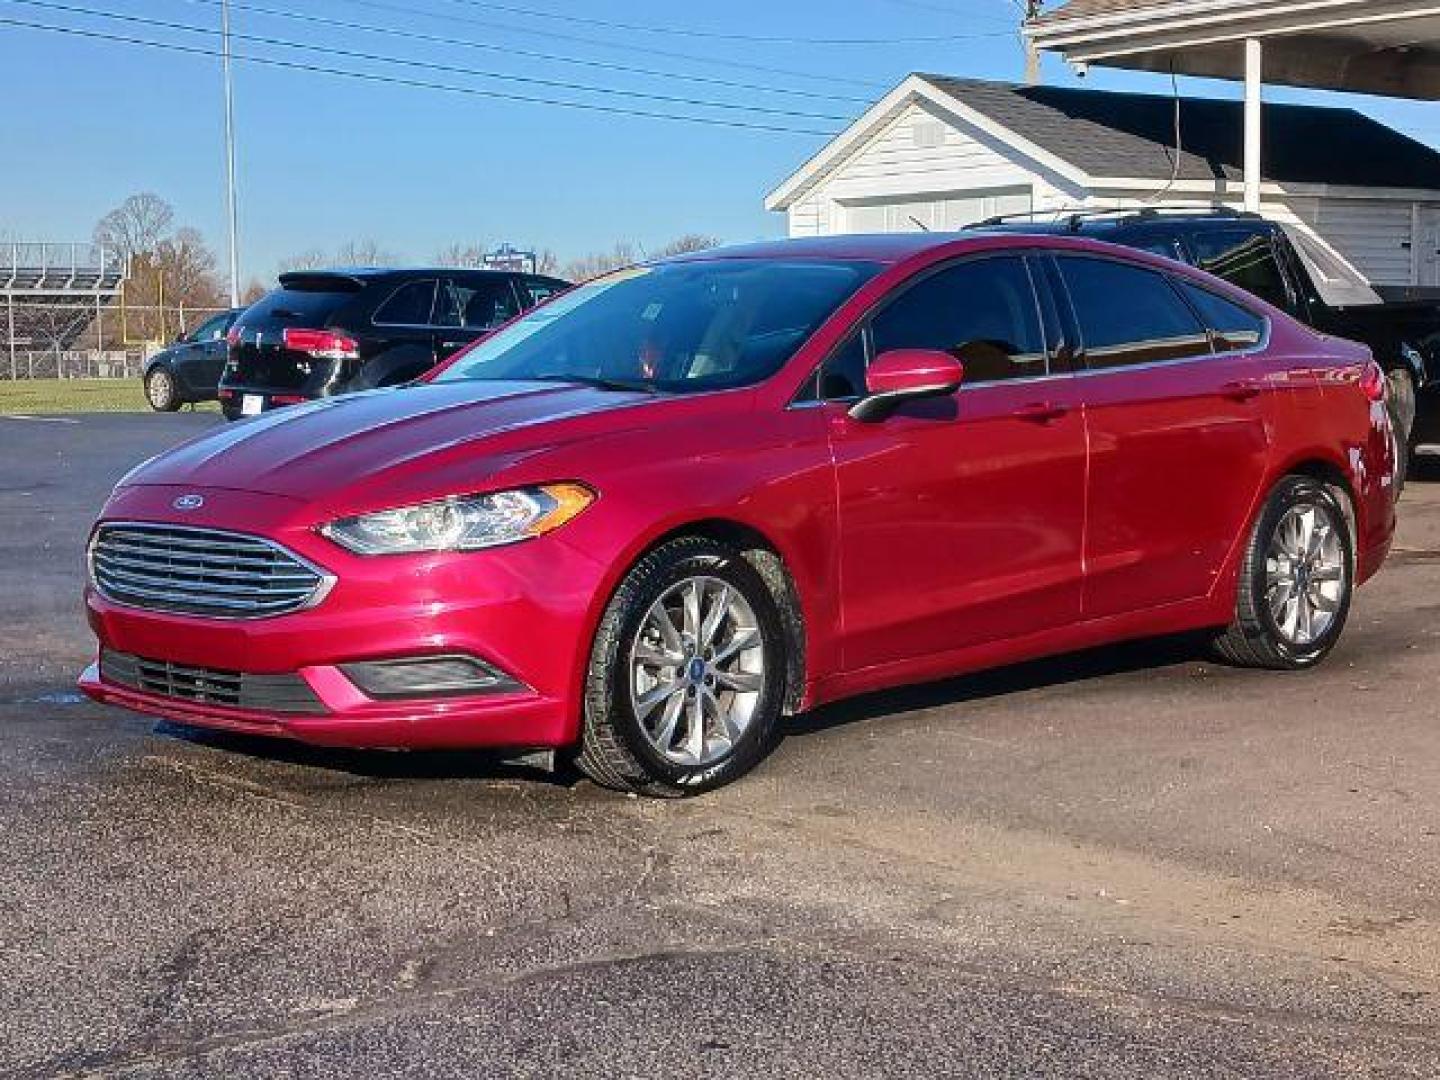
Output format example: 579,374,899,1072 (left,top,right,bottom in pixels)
765,74,1440,290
